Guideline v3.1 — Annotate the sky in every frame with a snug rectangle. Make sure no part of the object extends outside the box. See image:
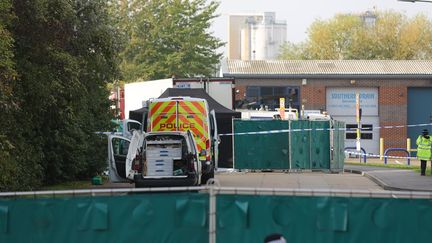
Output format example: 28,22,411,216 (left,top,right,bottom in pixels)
211,0,431,55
